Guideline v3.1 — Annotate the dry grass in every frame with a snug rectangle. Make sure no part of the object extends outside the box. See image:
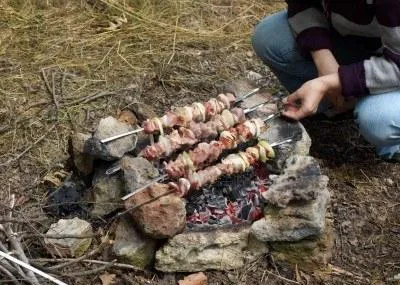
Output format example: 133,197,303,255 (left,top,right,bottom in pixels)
0,0,284,175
